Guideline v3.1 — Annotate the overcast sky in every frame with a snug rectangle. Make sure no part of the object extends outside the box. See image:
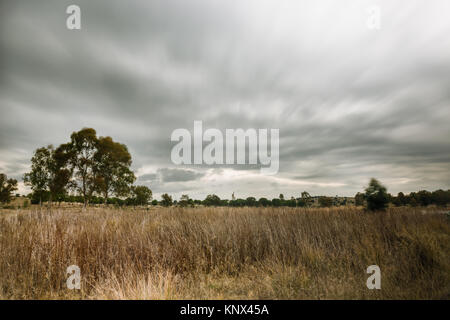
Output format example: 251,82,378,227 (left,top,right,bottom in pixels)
1,0,449,200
